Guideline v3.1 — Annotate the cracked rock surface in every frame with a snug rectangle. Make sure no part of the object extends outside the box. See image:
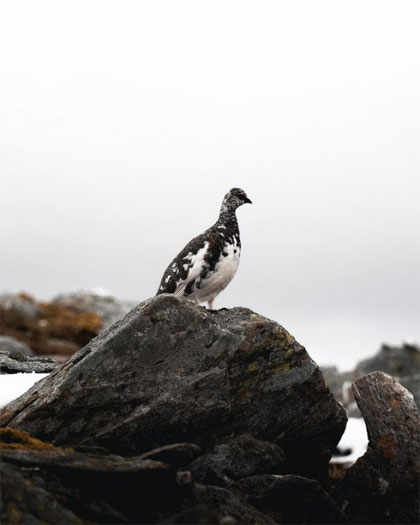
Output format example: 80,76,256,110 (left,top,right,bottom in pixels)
0,294,345,485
